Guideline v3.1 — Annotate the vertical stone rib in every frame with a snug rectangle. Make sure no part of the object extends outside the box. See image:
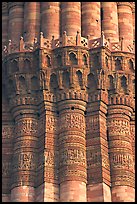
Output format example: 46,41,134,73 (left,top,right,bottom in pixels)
107,105,135,202
8,2,24,44
117,2,133,50
101,2,119,42
10,107,38,202
81,2,101,39
24,2,40,44
36,101,59,202
58,100,87,202
61,2,81,36
2,2,8,46
41,2,60,39
86,100,111,202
